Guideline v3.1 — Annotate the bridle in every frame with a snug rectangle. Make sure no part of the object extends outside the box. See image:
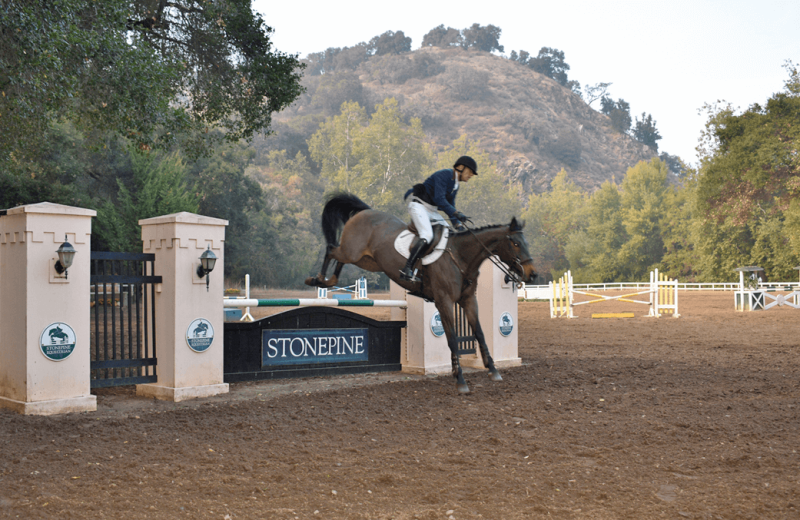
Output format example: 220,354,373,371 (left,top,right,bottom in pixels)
460,222,533,287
